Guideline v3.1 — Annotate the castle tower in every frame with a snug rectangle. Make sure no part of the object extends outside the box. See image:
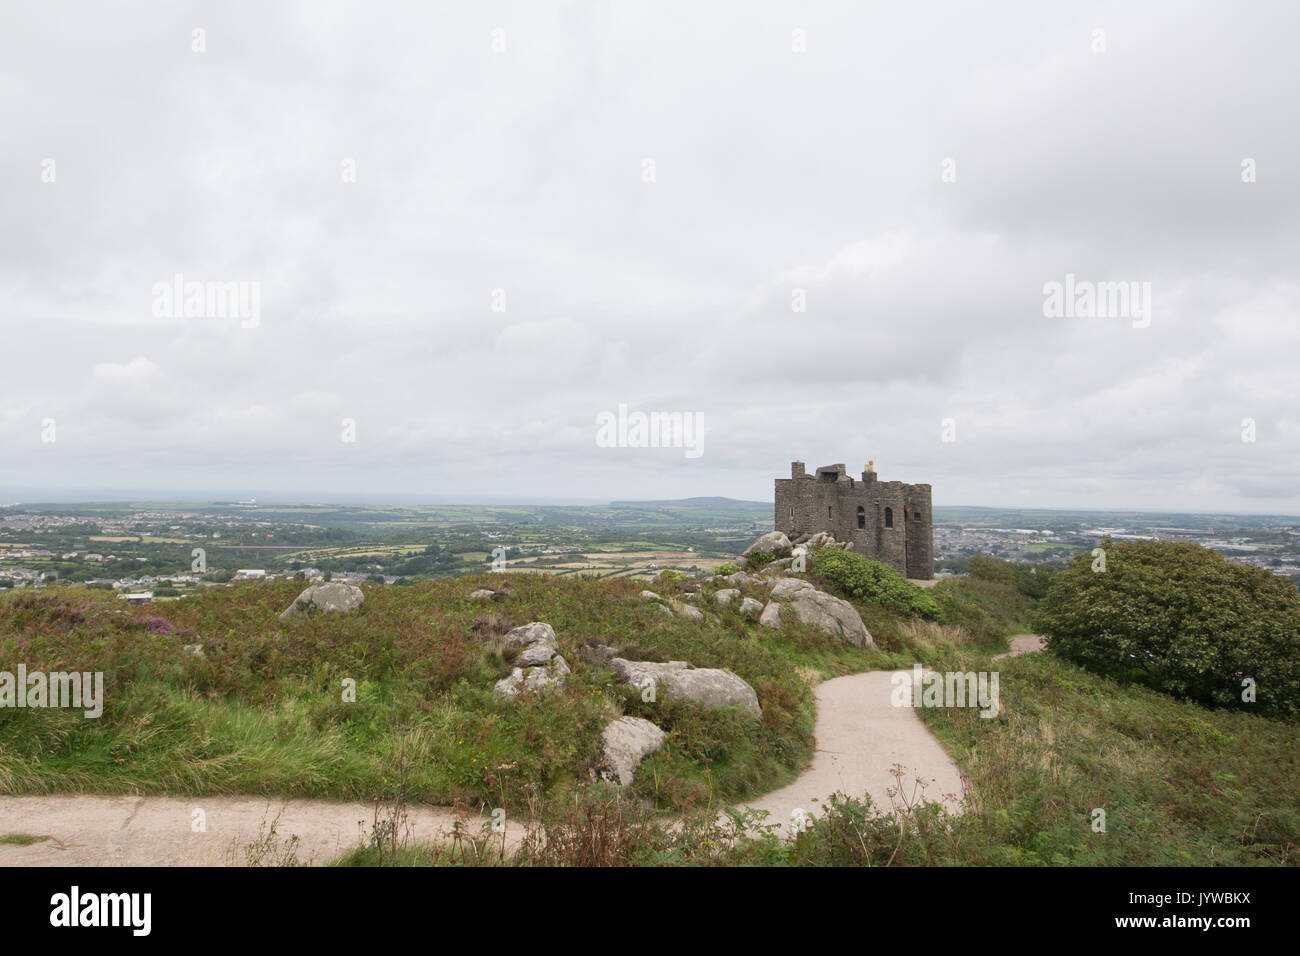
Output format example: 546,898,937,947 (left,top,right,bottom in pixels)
774,458,933,579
